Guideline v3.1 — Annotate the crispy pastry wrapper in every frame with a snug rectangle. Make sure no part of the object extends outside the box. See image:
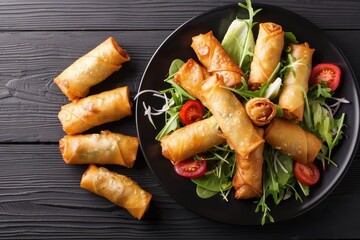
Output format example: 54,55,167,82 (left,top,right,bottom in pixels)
278,43,315,121
59,130,138,167
248,22,284,90
232,128,264,199
264,117,322,164
161,116,225,163
58,86,132,135
200,75,264,158
80,165,152,220
191,31,246,87
245,97,277,126
54,36,130,101
174,58,210,101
